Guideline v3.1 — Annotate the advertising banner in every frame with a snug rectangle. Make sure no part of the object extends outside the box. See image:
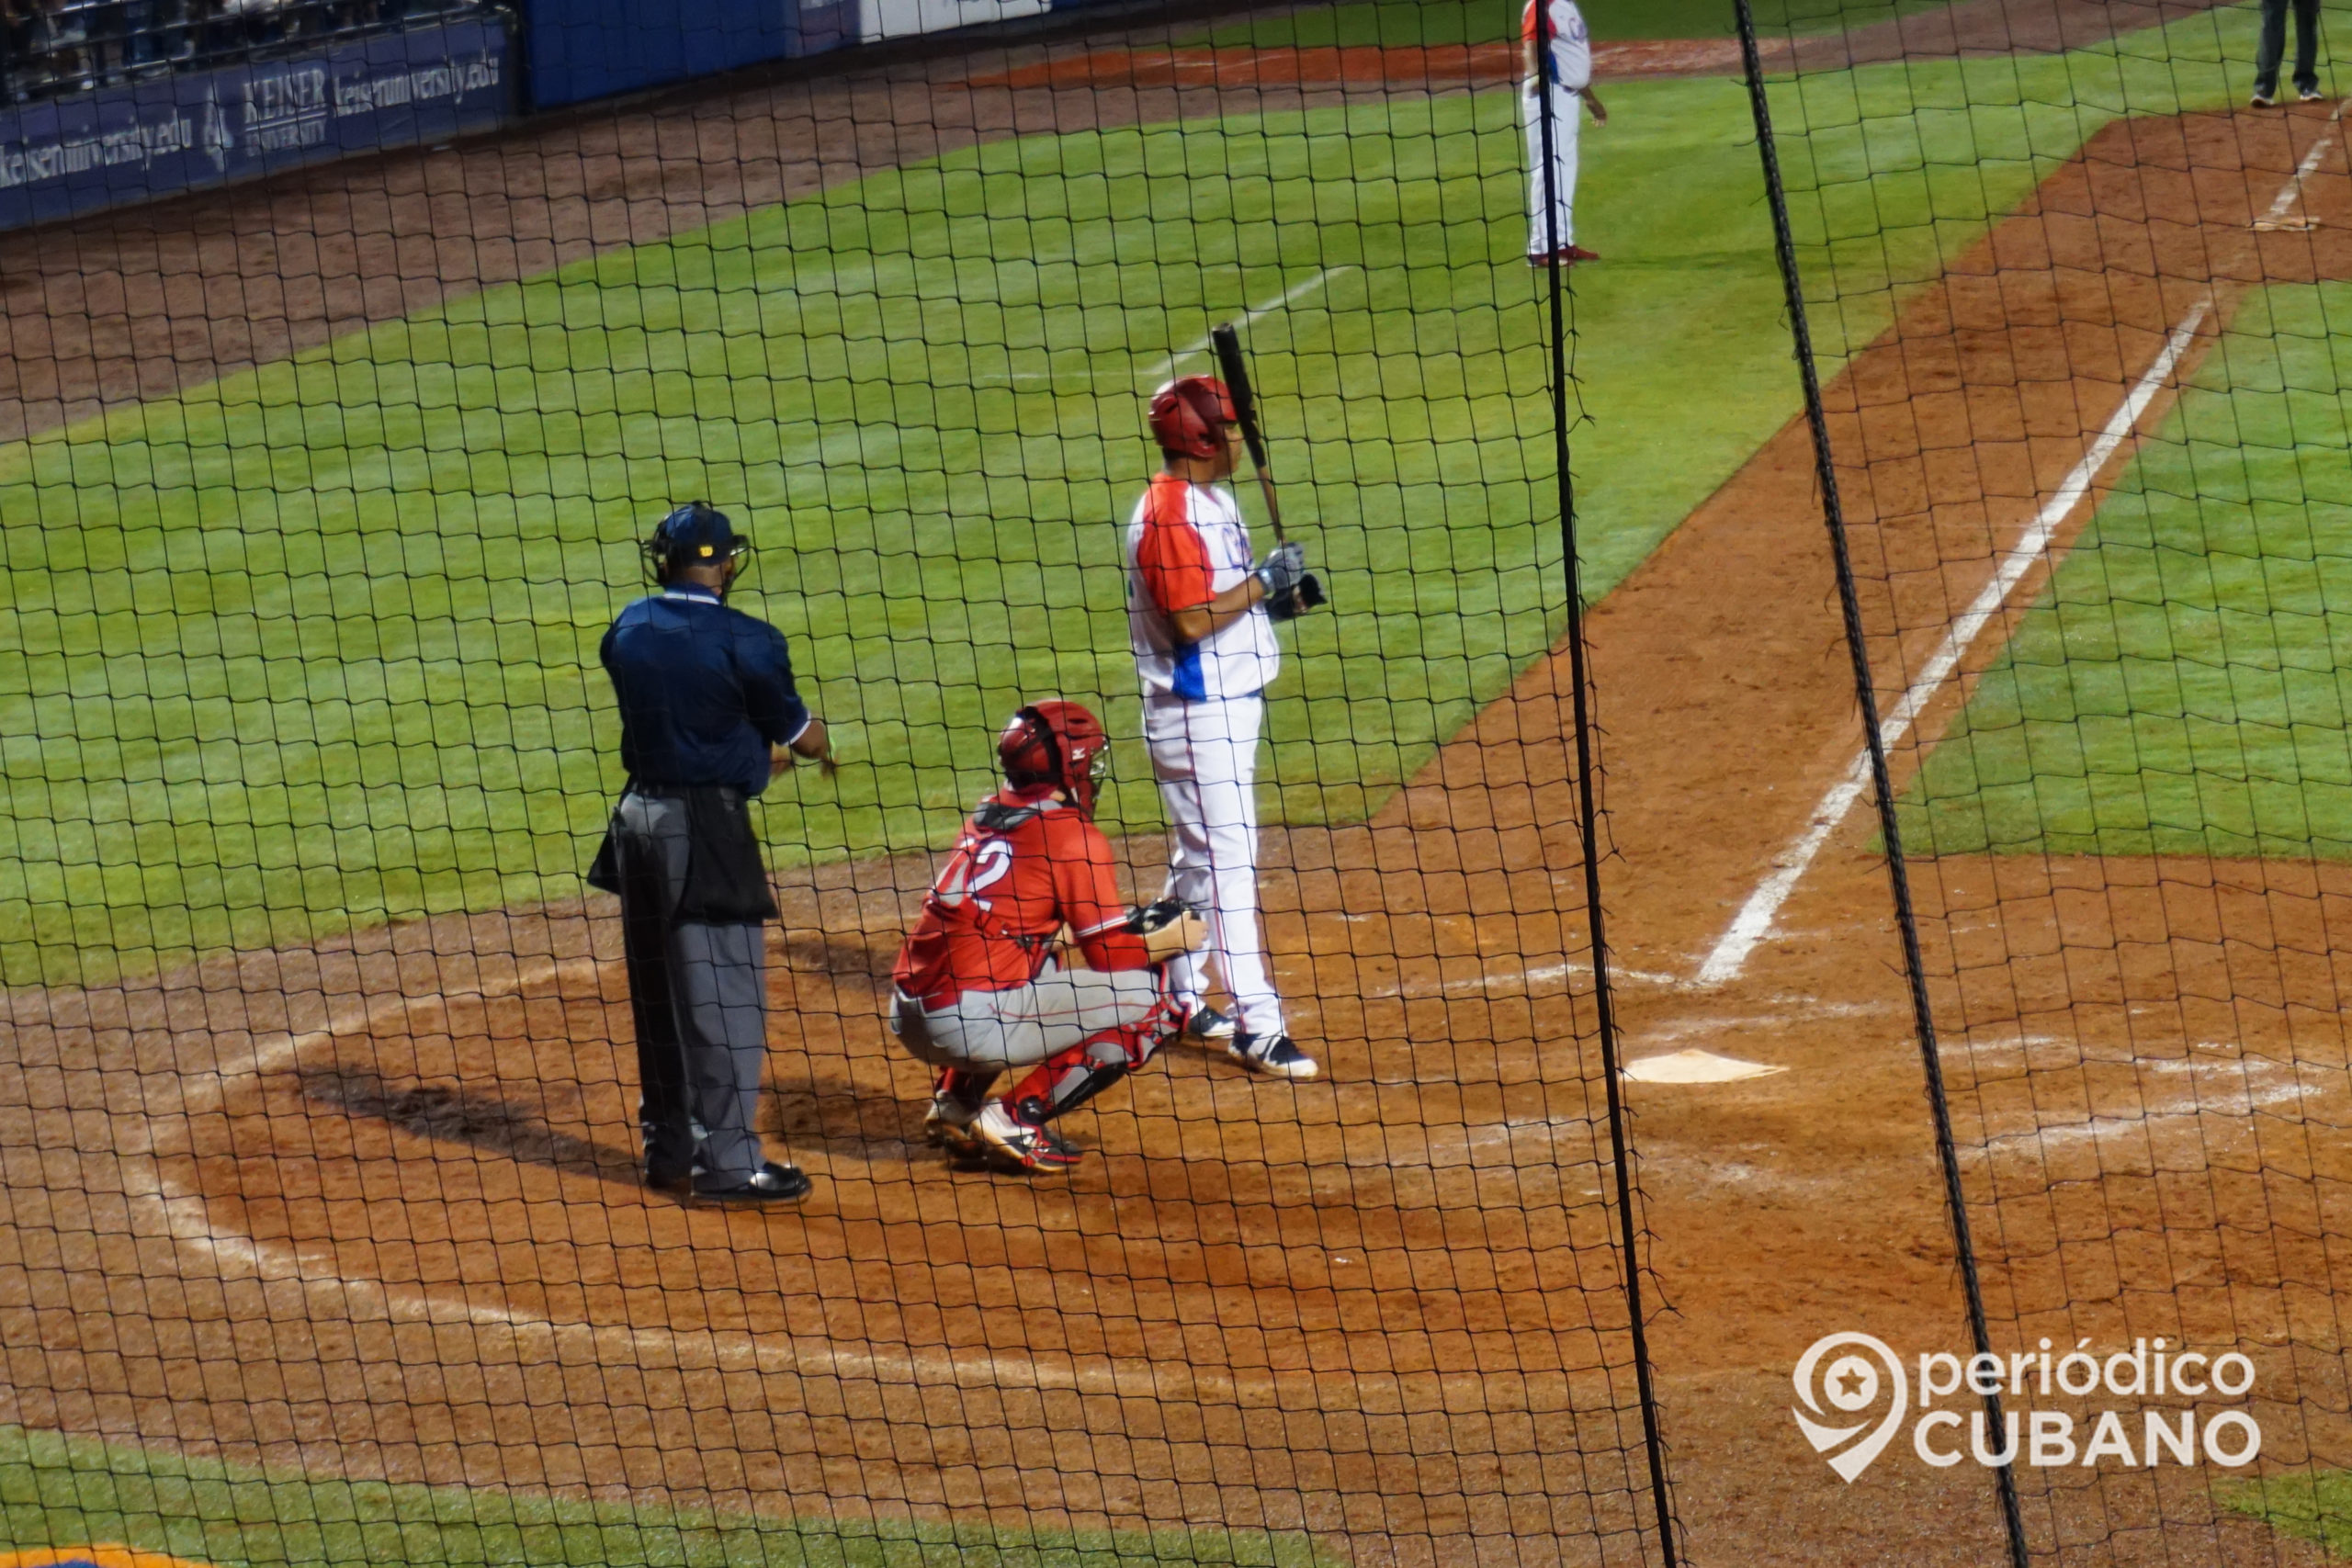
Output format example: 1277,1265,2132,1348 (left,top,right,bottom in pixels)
0,17,512,231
